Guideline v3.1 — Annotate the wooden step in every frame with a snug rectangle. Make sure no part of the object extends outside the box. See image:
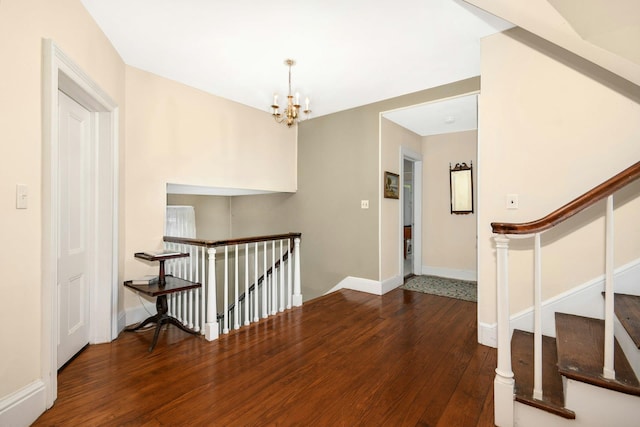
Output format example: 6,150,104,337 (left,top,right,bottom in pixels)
614,293,640,349
511,330,576,419
555,312,640,396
